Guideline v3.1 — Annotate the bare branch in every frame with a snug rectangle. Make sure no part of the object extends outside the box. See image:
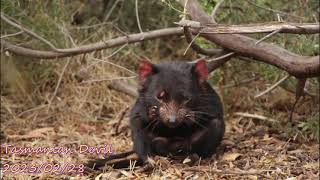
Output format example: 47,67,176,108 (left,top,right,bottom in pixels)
200,23,319,34
176,20,320,34
254,75,290,98
135,0,143,33
81,76,136,84
1,27,184,59
255,28,282,45
0,31,23,39
183,26,223,56
206,52,235,72
176,0,320,78
1,13,59,51
211,0,225,23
